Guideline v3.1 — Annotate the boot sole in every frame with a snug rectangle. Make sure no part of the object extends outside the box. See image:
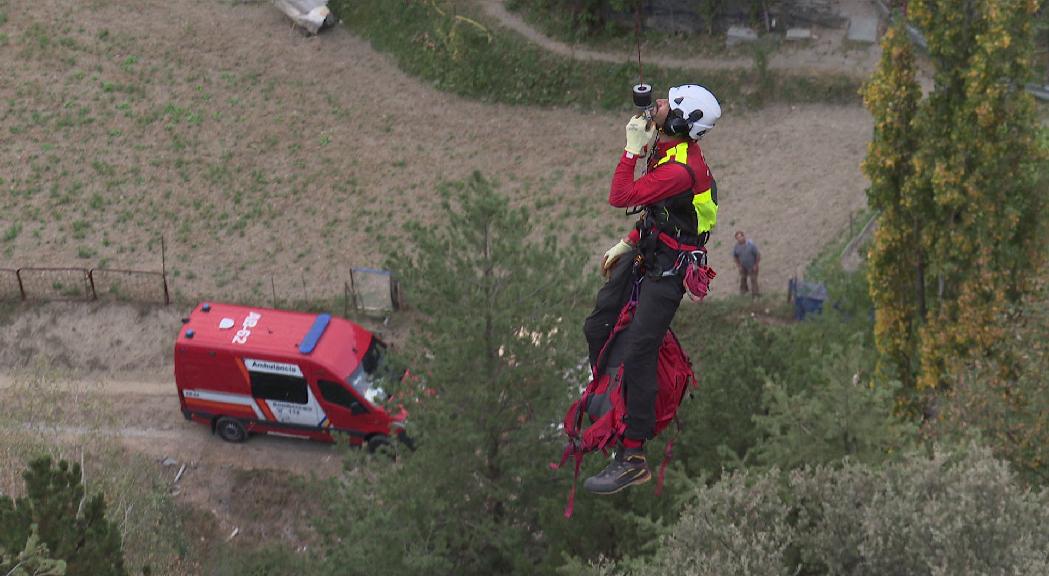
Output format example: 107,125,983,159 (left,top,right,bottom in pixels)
584,469,652,495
